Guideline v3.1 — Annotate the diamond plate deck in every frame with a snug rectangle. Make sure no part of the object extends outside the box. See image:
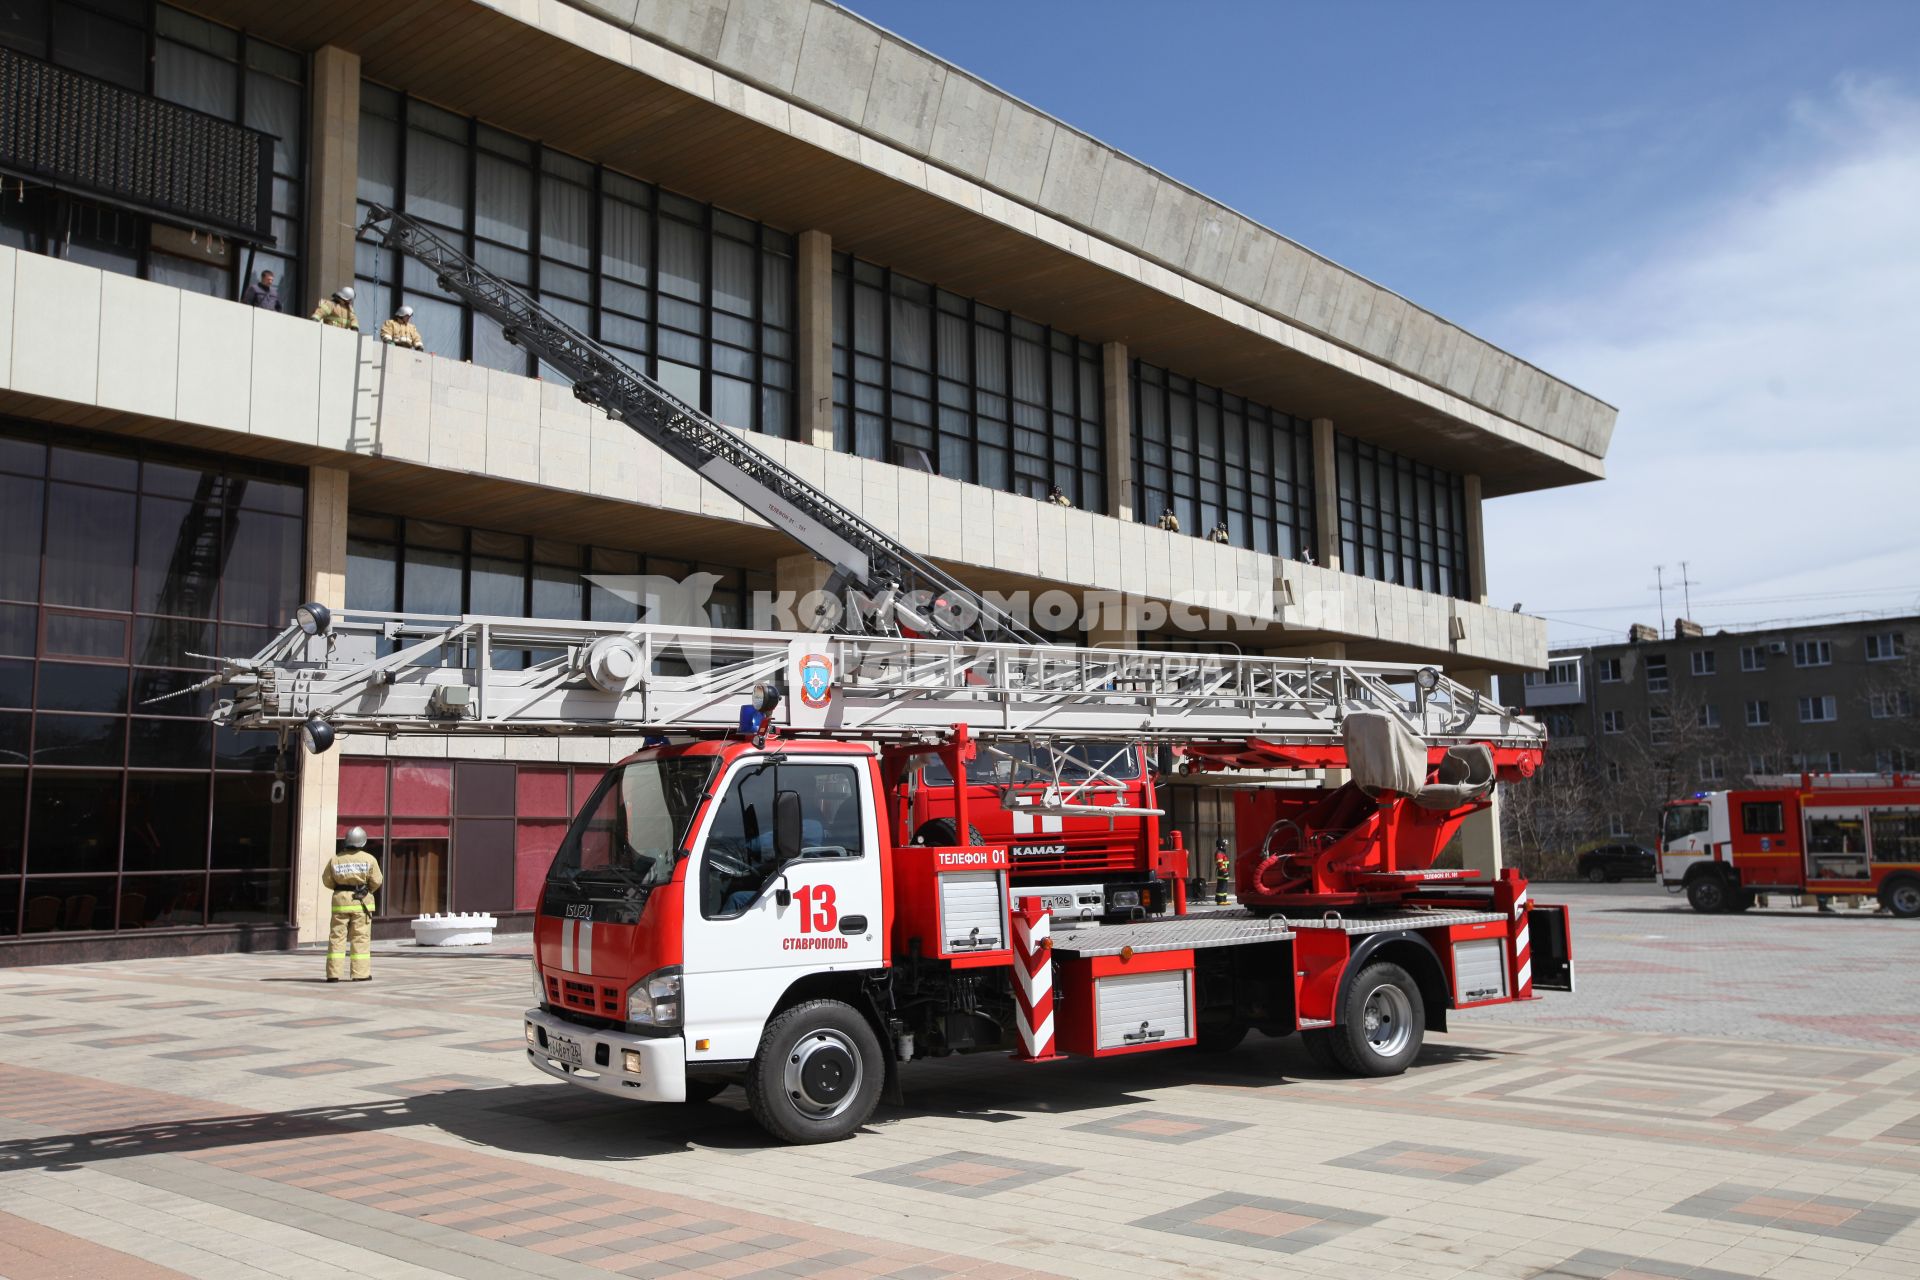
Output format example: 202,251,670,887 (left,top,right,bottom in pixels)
1047,906,1508,958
